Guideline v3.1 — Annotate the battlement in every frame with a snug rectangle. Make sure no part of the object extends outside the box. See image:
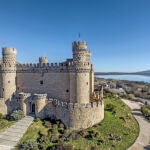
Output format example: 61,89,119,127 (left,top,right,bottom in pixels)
34,93,47,99
48,98,103,110
16,62,71,68
72,41,88,51
2,47,17,56
16,61,91,73
39,57,48,64
19,92,31,99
